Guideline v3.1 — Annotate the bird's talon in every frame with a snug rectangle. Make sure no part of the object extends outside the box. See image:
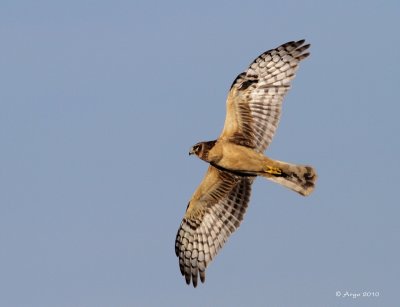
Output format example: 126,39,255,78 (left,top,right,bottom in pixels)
265,166,282,175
